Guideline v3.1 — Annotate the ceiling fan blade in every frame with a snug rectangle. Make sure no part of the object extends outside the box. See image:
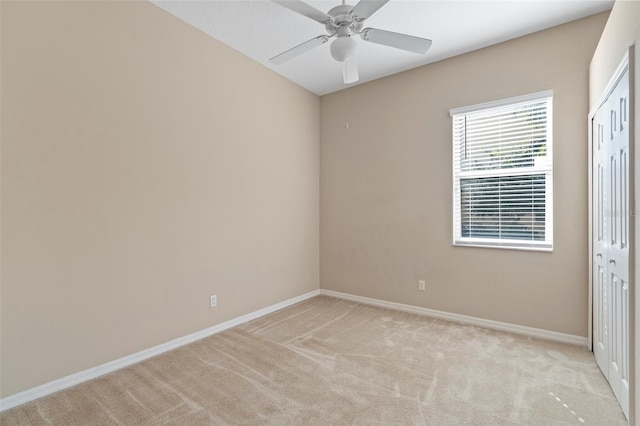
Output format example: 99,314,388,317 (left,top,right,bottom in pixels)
352,0,390,21
361,28,432,54
272,0,333,24
269,35,329,65
343,57,359,84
